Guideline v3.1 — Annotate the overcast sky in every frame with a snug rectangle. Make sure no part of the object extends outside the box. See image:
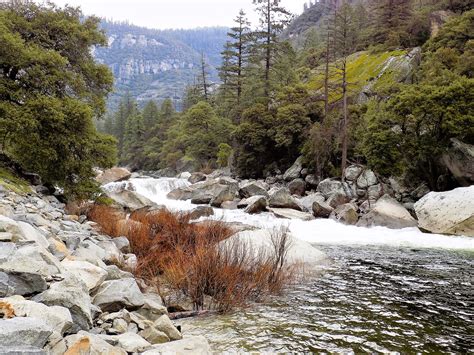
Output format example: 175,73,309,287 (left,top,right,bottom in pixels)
47,0,308,29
